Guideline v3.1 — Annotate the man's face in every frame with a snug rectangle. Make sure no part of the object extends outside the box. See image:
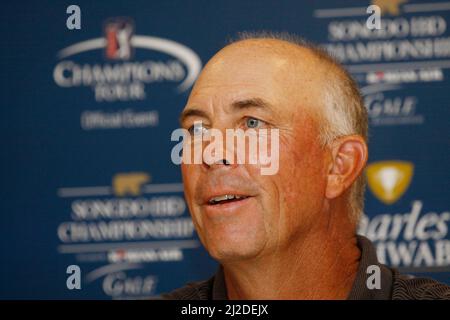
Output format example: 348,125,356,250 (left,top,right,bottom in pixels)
180,40,330,262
